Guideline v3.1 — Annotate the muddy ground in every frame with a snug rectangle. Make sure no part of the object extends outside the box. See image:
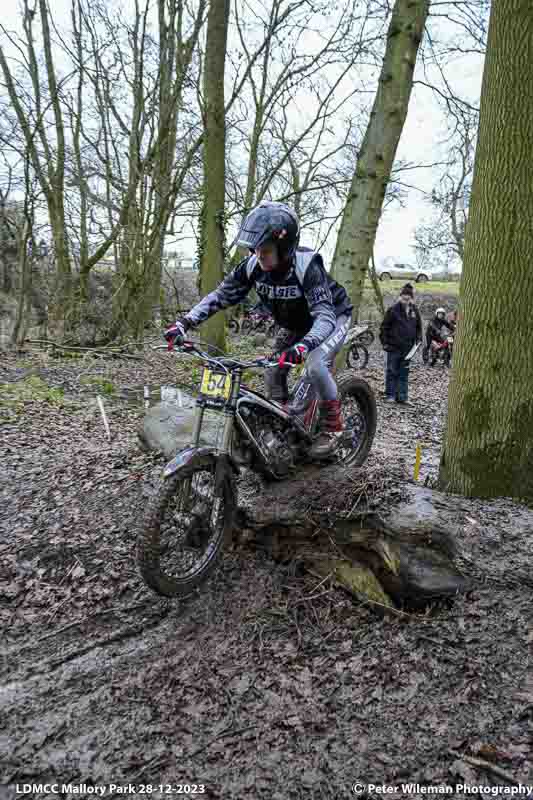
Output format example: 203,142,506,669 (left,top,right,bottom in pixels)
1,339,532,800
